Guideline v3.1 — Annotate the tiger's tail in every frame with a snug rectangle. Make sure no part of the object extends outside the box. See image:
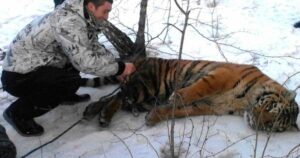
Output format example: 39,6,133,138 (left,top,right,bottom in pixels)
81,76,120,87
